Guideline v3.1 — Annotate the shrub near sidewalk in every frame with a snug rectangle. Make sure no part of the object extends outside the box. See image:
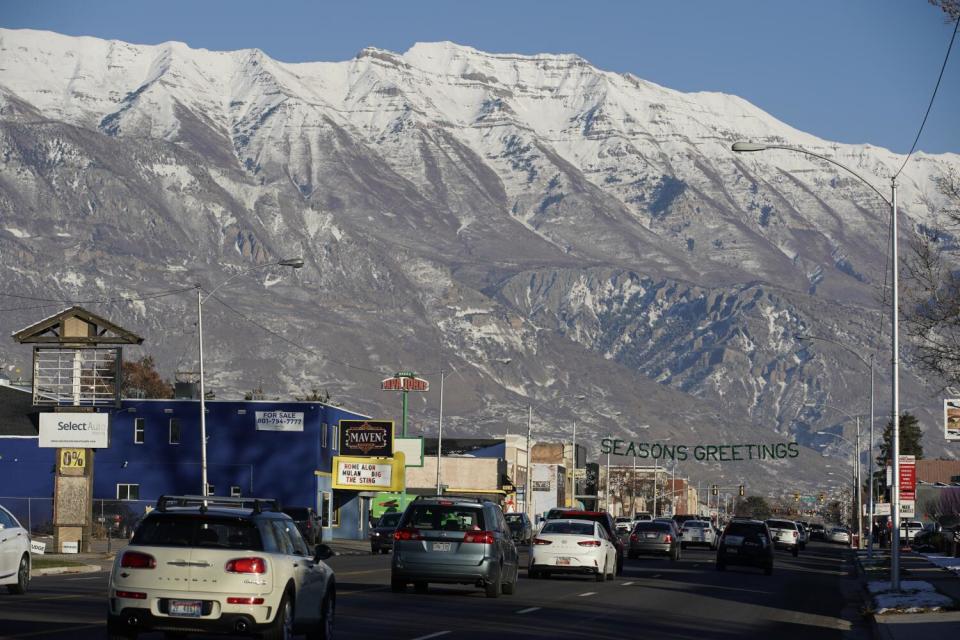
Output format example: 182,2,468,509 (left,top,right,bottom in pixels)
32,558,87,570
